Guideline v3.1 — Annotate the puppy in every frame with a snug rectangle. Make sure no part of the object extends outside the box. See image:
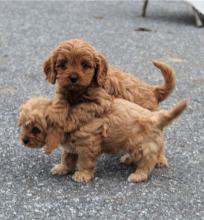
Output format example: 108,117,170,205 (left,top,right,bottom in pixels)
43,39,176,112
43,39,113,134
43,39,176,167
19,97,187,183
56,99,187,183
18,97,63,154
